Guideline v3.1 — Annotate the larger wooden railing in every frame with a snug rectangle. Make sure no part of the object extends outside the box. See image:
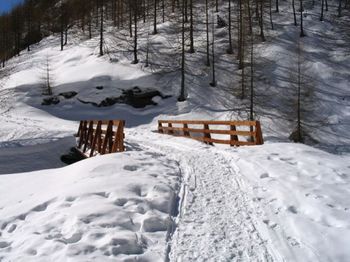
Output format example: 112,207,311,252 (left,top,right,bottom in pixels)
158,120,264,146
75,120,125,157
